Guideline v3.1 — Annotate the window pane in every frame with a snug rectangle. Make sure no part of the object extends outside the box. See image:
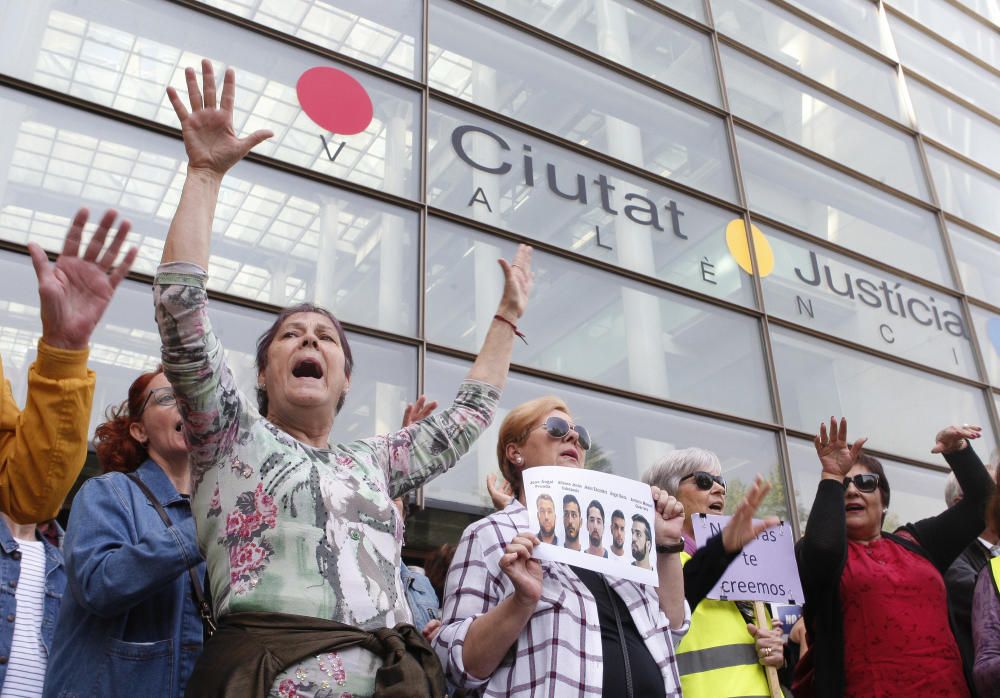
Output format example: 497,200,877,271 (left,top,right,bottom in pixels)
471,0,720,105
770,325,998,463
721,45,928,200
887,0,1000,67
192,0,421,79
782,0,892,55
925,145,1000,237
0,87,419,336
735,128,951,286
948,221,1000,304
969,304,1000,387
427,101,757,307
0,0,420,199
426,219,774,421
712,0,905,120
648,0,707,24
759,224,978,379
423,353,786,516
908,78,1000,174
787,437,949,532
0,249,415,448
950,0,1000,27
889,14,1000,115
428,0,738,201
